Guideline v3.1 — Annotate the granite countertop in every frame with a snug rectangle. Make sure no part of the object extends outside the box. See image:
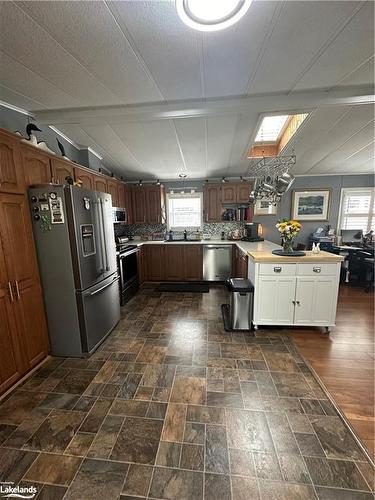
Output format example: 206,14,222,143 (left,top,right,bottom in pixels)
248,250,344,263
131,239,280,254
